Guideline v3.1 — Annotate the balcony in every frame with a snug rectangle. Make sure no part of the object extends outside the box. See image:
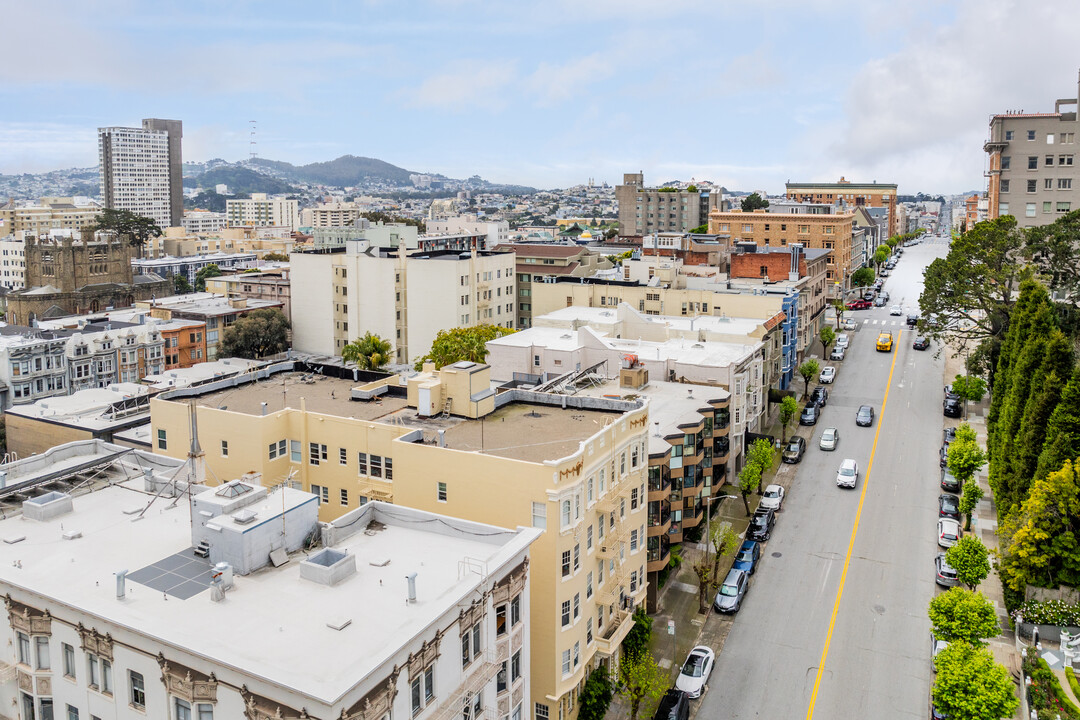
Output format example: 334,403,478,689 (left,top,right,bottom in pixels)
594,608,635,657
647,509,671,536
